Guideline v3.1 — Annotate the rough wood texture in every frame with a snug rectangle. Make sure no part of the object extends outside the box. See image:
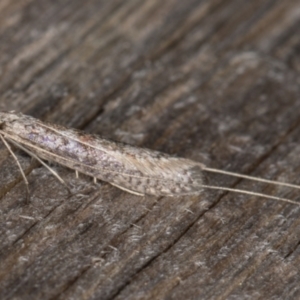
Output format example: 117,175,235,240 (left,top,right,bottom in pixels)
1,1,300,299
